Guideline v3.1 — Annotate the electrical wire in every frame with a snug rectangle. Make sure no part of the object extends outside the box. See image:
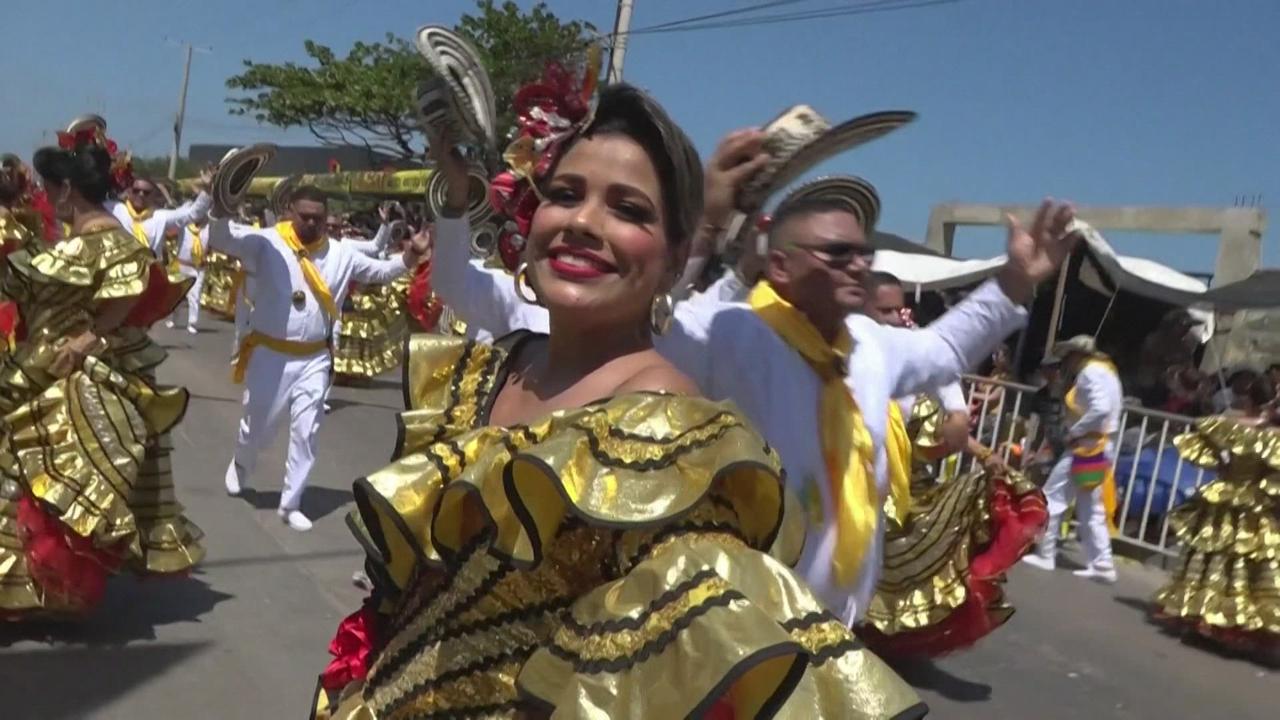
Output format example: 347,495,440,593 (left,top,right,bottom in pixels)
628,0,819,34
615,0,962,38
